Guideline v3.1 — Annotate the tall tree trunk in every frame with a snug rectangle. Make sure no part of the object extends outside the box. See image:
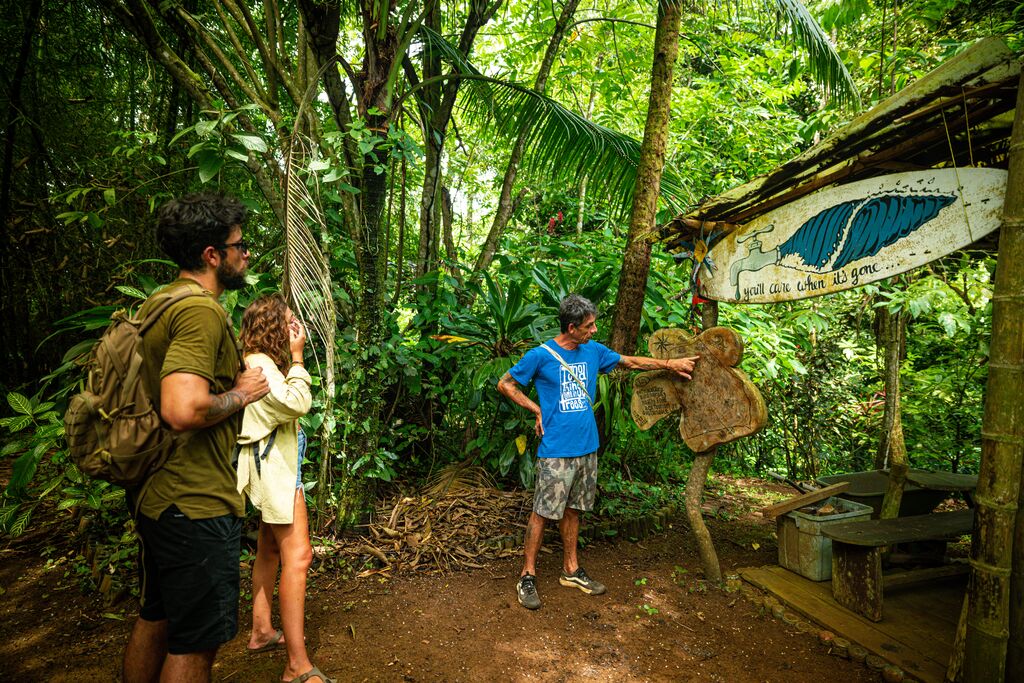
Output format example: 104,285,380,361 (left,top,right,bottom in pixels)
414,0,442,290
608,1,681,354
471,0,581,276
416,0,503,294
876,306,908,519
966,70,1024,683
685,301,723,582
0,0,42,379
